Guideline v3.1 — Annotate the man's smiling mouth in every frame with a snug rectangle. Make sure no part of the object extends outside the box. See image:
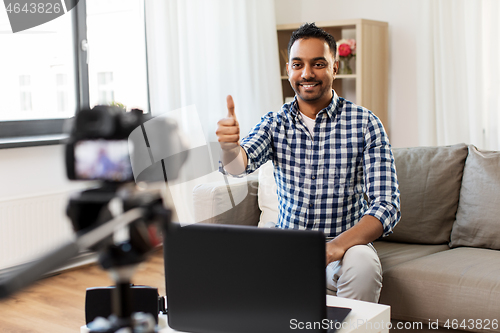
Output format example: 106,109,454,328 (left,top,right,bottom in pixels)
299,82,320,90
